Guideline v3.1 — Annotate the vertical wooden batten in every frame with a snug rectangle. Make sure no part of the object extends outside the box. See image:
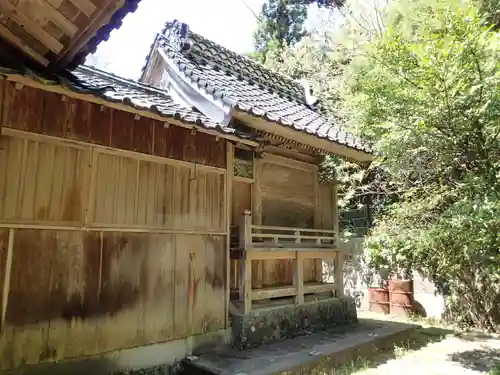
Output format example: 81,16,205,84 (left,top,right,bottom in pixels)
0,77,4,135
225,141,234,327
1,229,14,330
